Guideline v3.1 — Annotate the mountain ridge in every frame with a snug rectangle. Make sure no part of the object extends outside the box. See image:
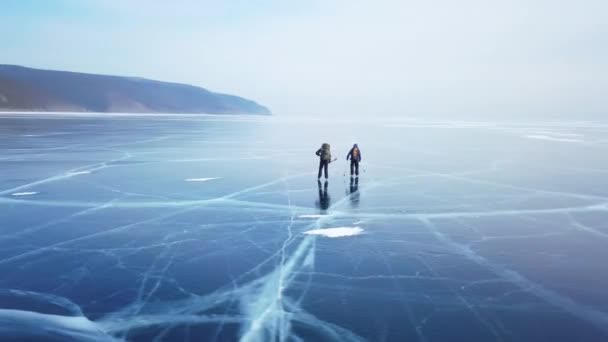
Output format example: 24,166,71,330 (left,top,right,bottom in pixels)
0,65,271,115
